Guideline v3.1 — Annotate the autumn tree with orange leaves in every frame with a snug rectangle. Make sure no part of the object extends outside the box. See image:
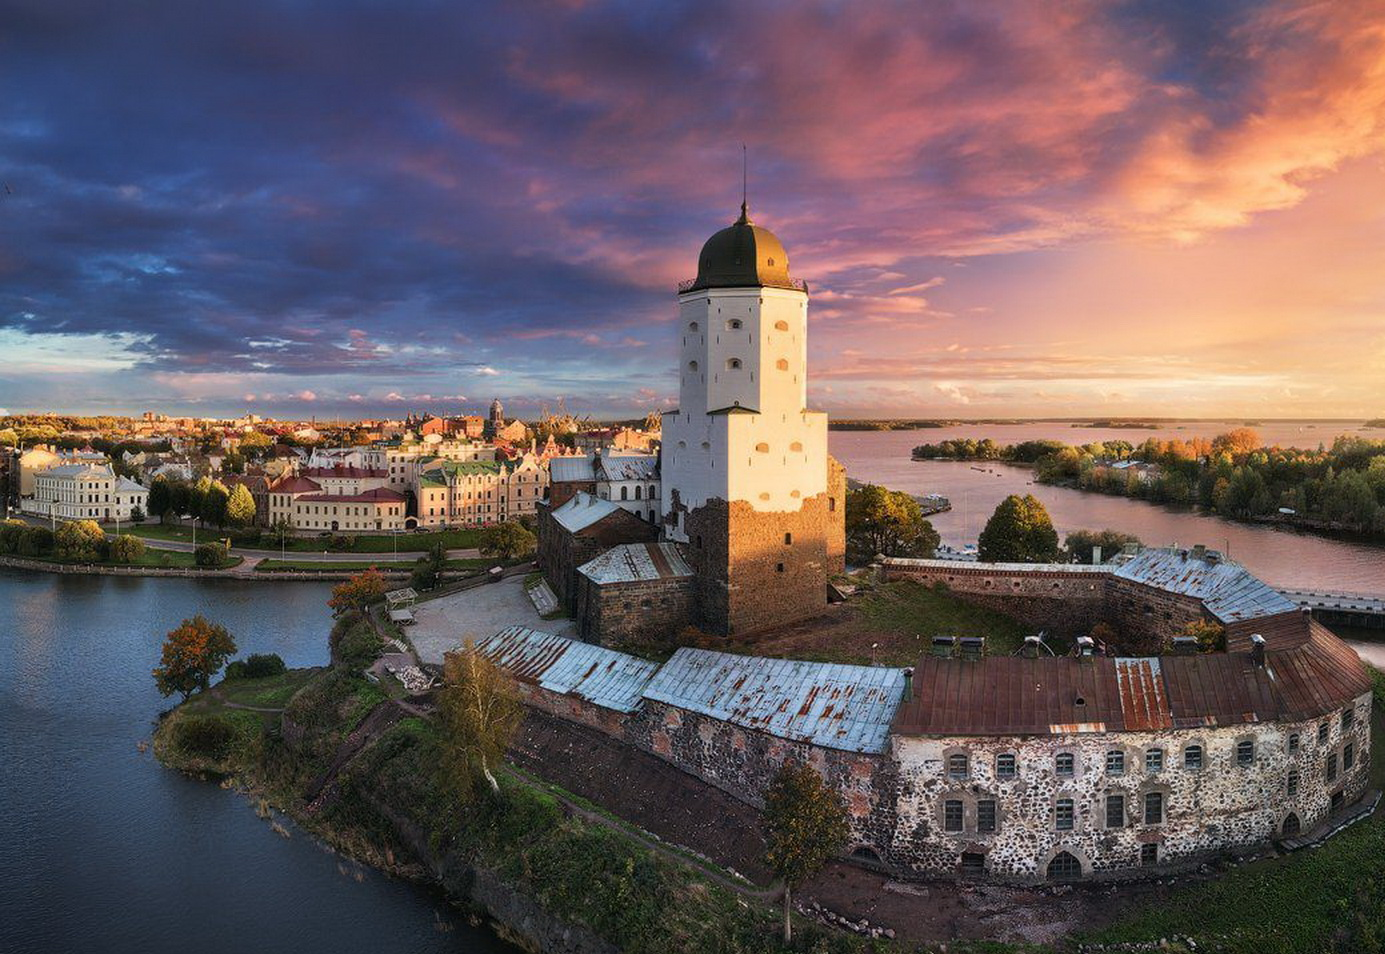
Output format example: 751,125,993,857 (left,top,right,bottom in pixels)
153,615,238,701
328,567,387,618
